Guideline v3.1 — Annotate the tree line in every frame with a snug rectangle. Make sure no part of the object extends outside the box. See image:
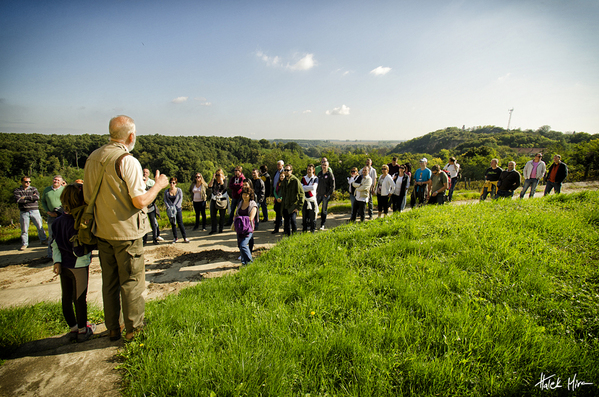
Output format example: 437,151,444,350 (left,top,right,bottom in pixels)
1,126,597,225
